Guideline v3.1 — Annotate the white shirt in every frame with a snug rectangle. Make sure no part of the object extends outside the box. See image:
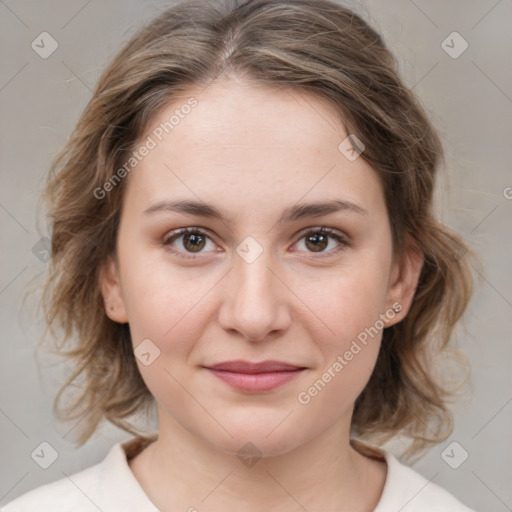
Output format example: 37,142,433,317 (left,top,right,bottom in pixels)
1,436,476,511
